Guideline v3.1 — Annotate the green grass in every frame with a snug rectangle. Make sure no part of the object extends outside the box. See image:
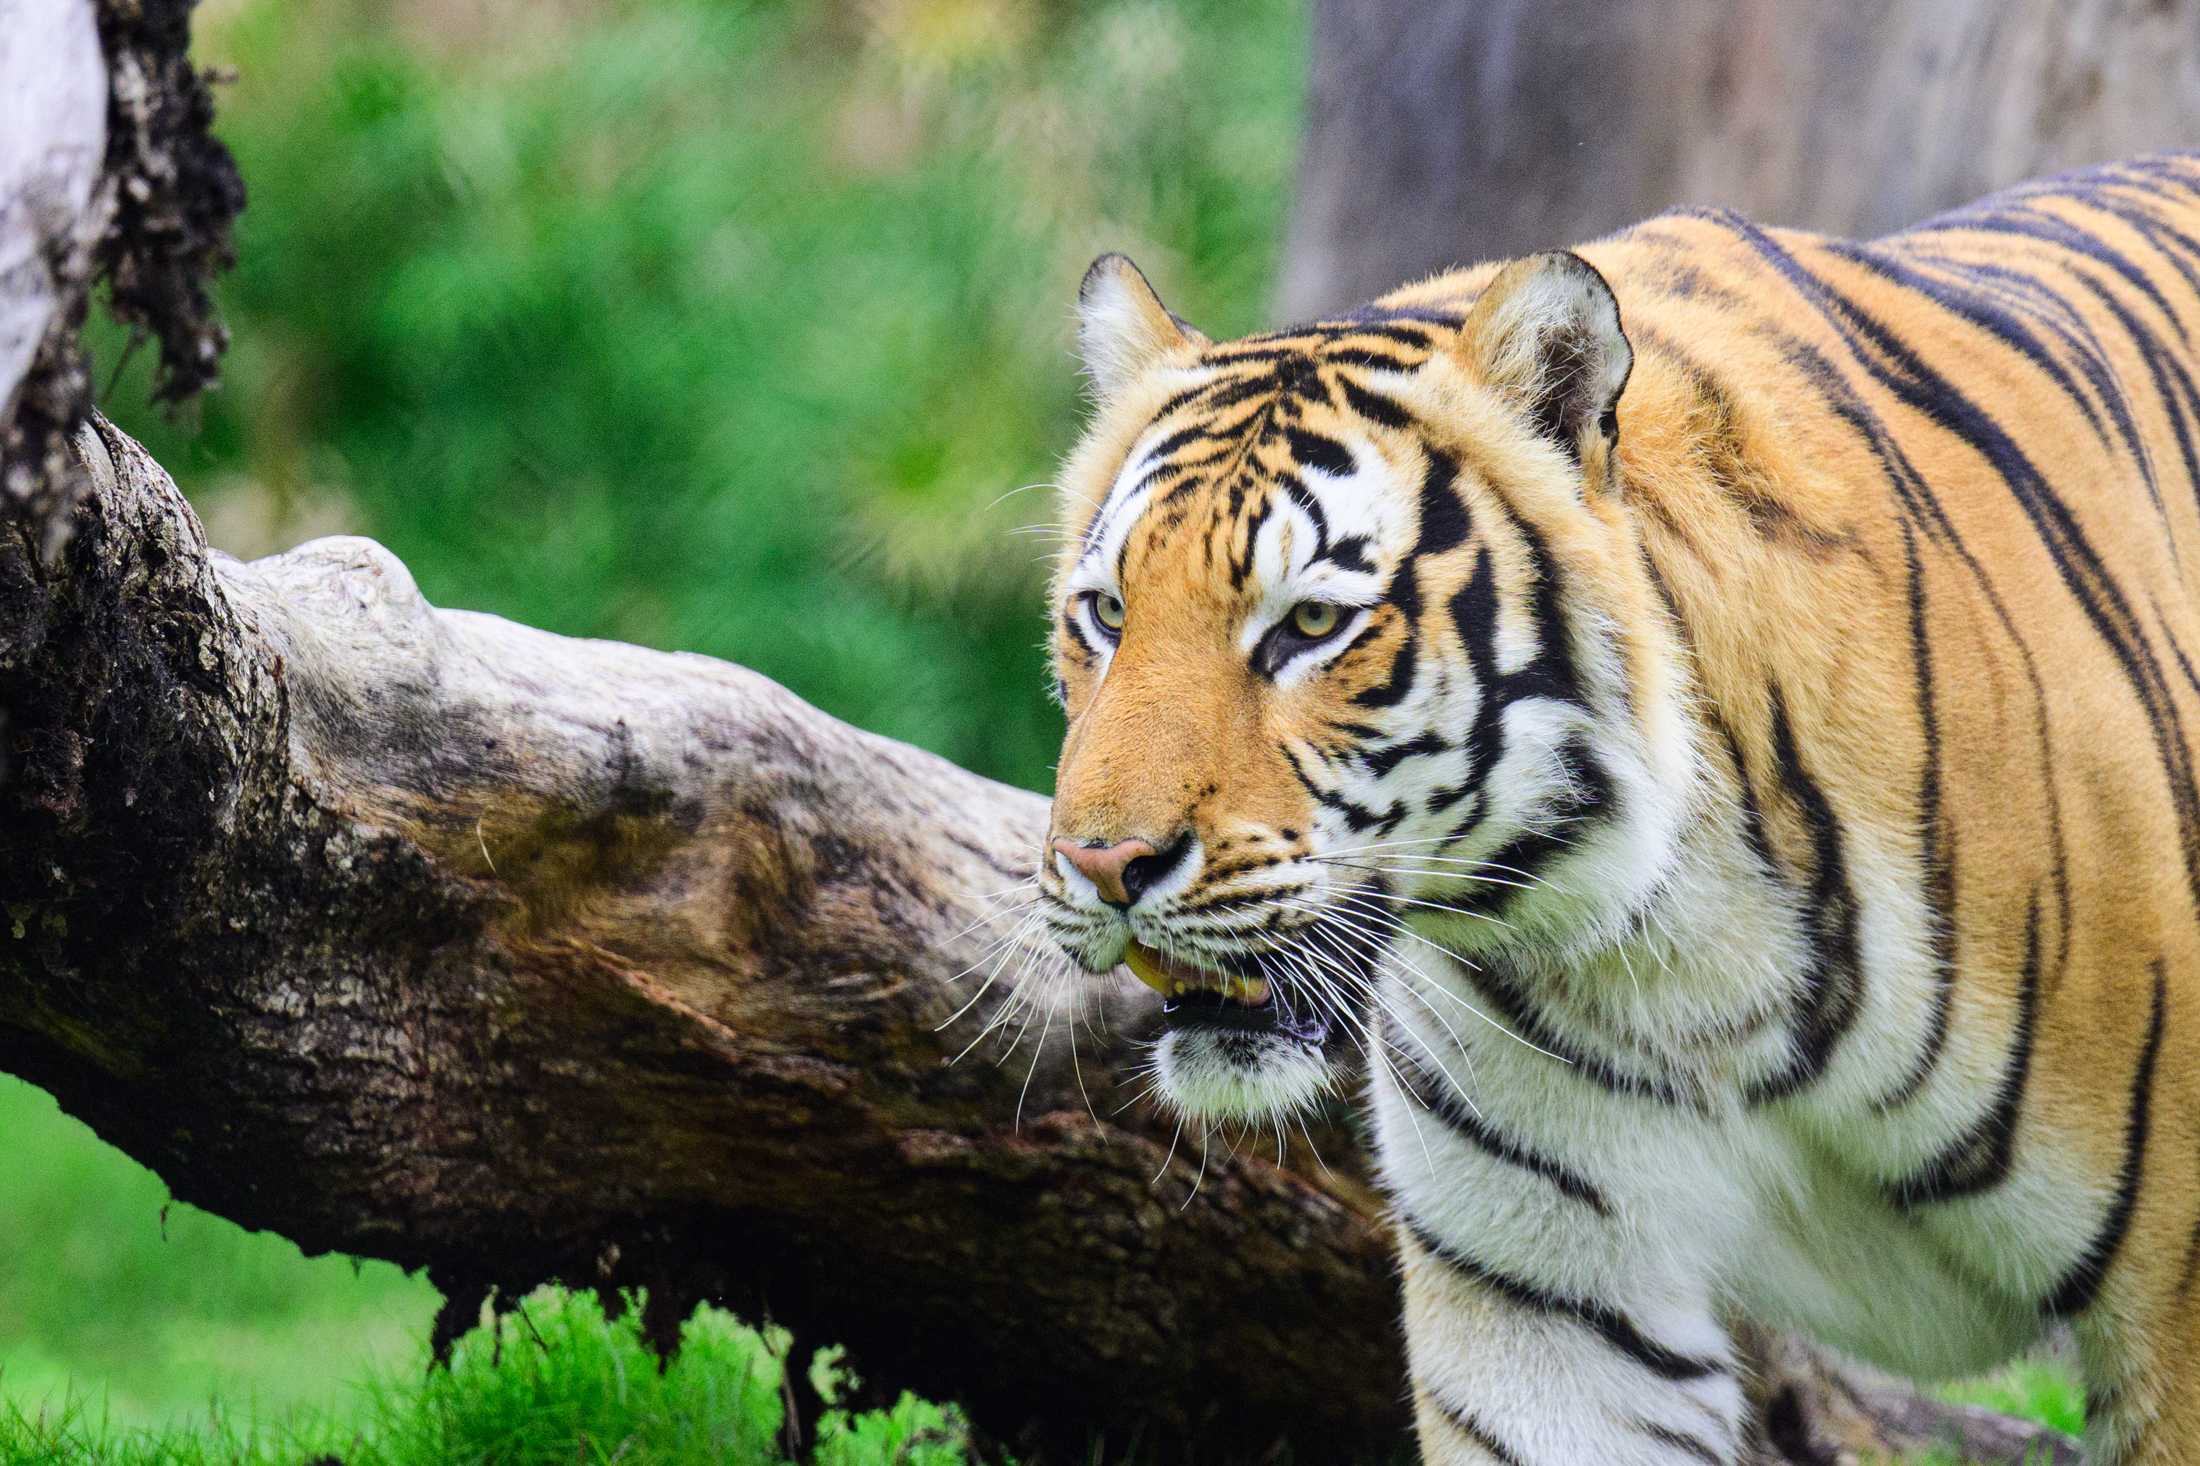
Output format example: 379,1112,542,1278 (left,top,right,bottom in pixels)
1940,1359,2086,1440
0,1286,975,1465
